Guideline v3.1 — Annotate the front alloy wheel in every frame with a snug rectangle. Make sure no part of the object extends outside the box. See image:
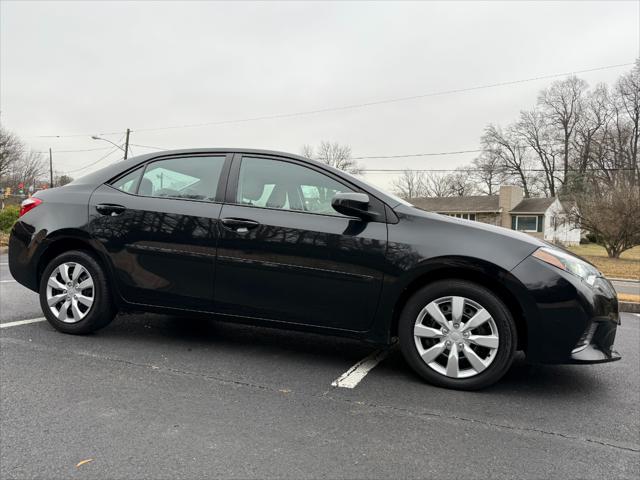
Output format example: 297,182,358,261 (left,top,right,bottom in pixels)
413,296,499,379
399,280,517,390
